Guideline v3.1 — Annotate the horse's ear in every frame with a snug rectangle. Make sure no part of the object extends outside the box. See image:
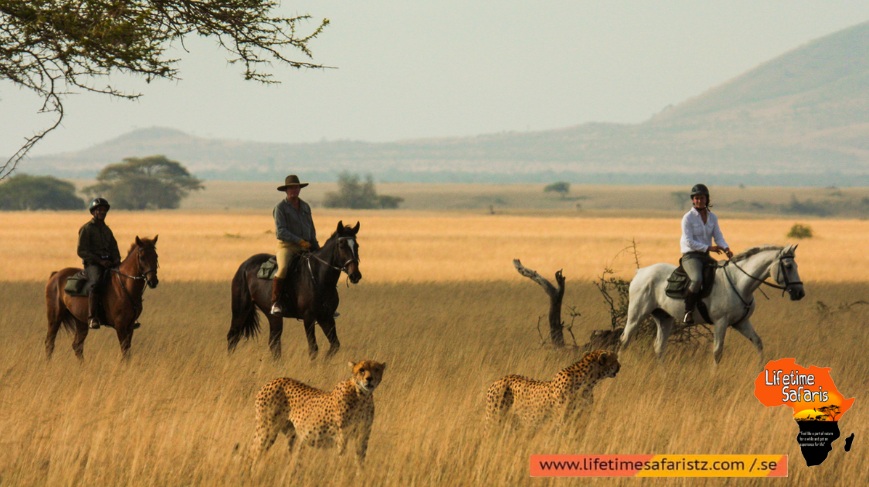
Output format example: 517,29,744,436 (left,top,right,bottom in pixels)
153,235,159,244
136,236,143,246
352,221,360,234
337,220,344,233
